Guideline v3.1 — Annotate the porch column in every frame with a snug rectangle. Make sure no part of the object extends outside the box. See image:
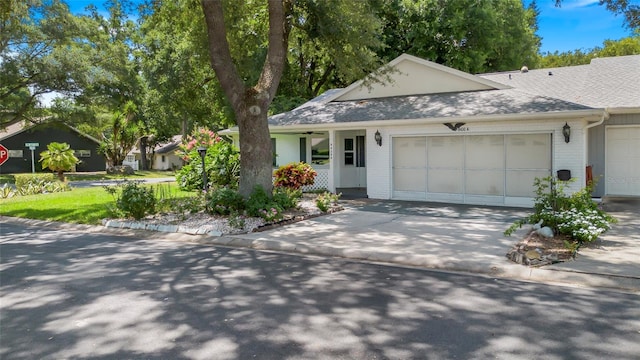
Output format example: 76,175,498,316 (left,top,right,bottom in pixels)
328,129,336,193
